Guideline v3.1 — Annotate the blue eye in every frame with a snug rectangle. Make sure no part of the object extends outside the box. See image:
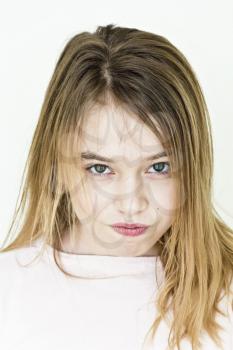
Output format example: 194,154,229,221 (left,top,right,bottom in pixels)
85,164,112,177
85,162,170,177
148,162,170,175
